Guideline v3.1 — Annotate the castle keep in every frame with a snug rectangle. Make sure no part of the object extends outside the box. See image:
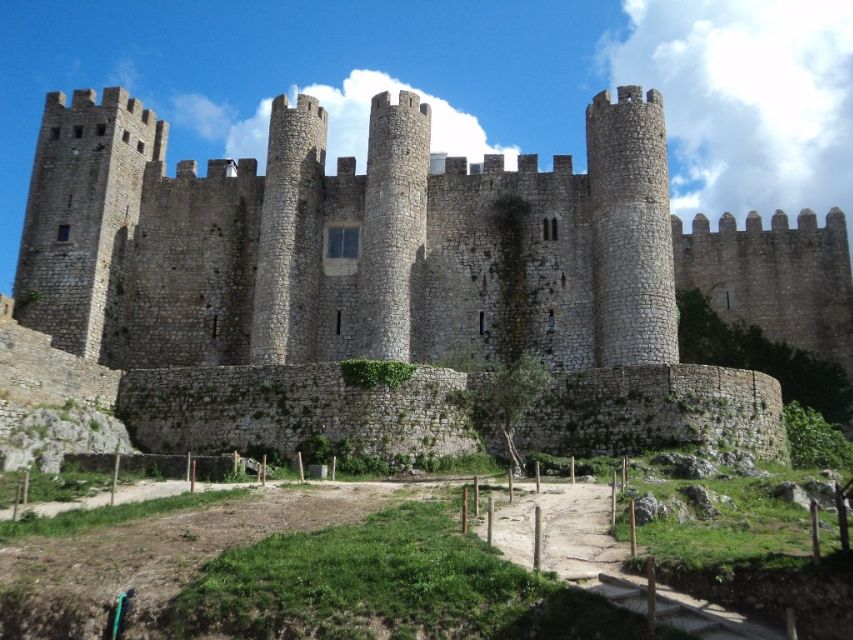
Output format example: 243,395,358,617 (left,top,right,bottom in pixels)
7,83,852,463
